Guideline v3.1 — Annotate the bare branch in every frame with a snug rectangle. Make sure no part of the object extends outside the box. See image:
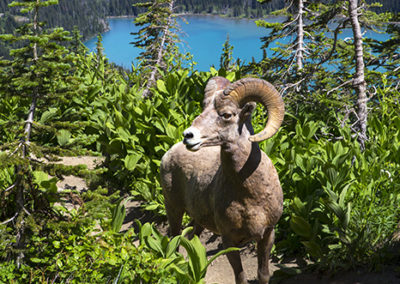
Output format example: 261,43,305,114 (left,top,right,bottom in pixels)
281,77,308,95
6,141,25,158
327,79,354,95
4,183,16,193
1,212,19,225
